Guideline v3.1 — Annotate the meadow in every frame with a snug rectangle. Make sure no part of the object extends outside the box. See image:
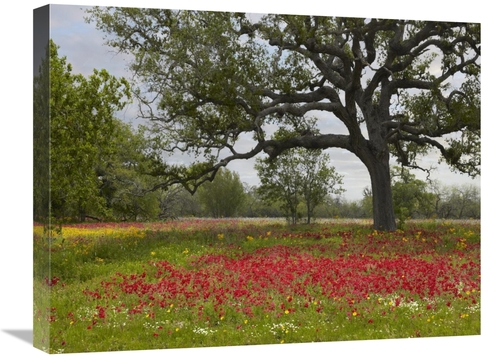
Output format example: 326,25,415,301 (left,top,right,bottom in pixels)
33,218,480,354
